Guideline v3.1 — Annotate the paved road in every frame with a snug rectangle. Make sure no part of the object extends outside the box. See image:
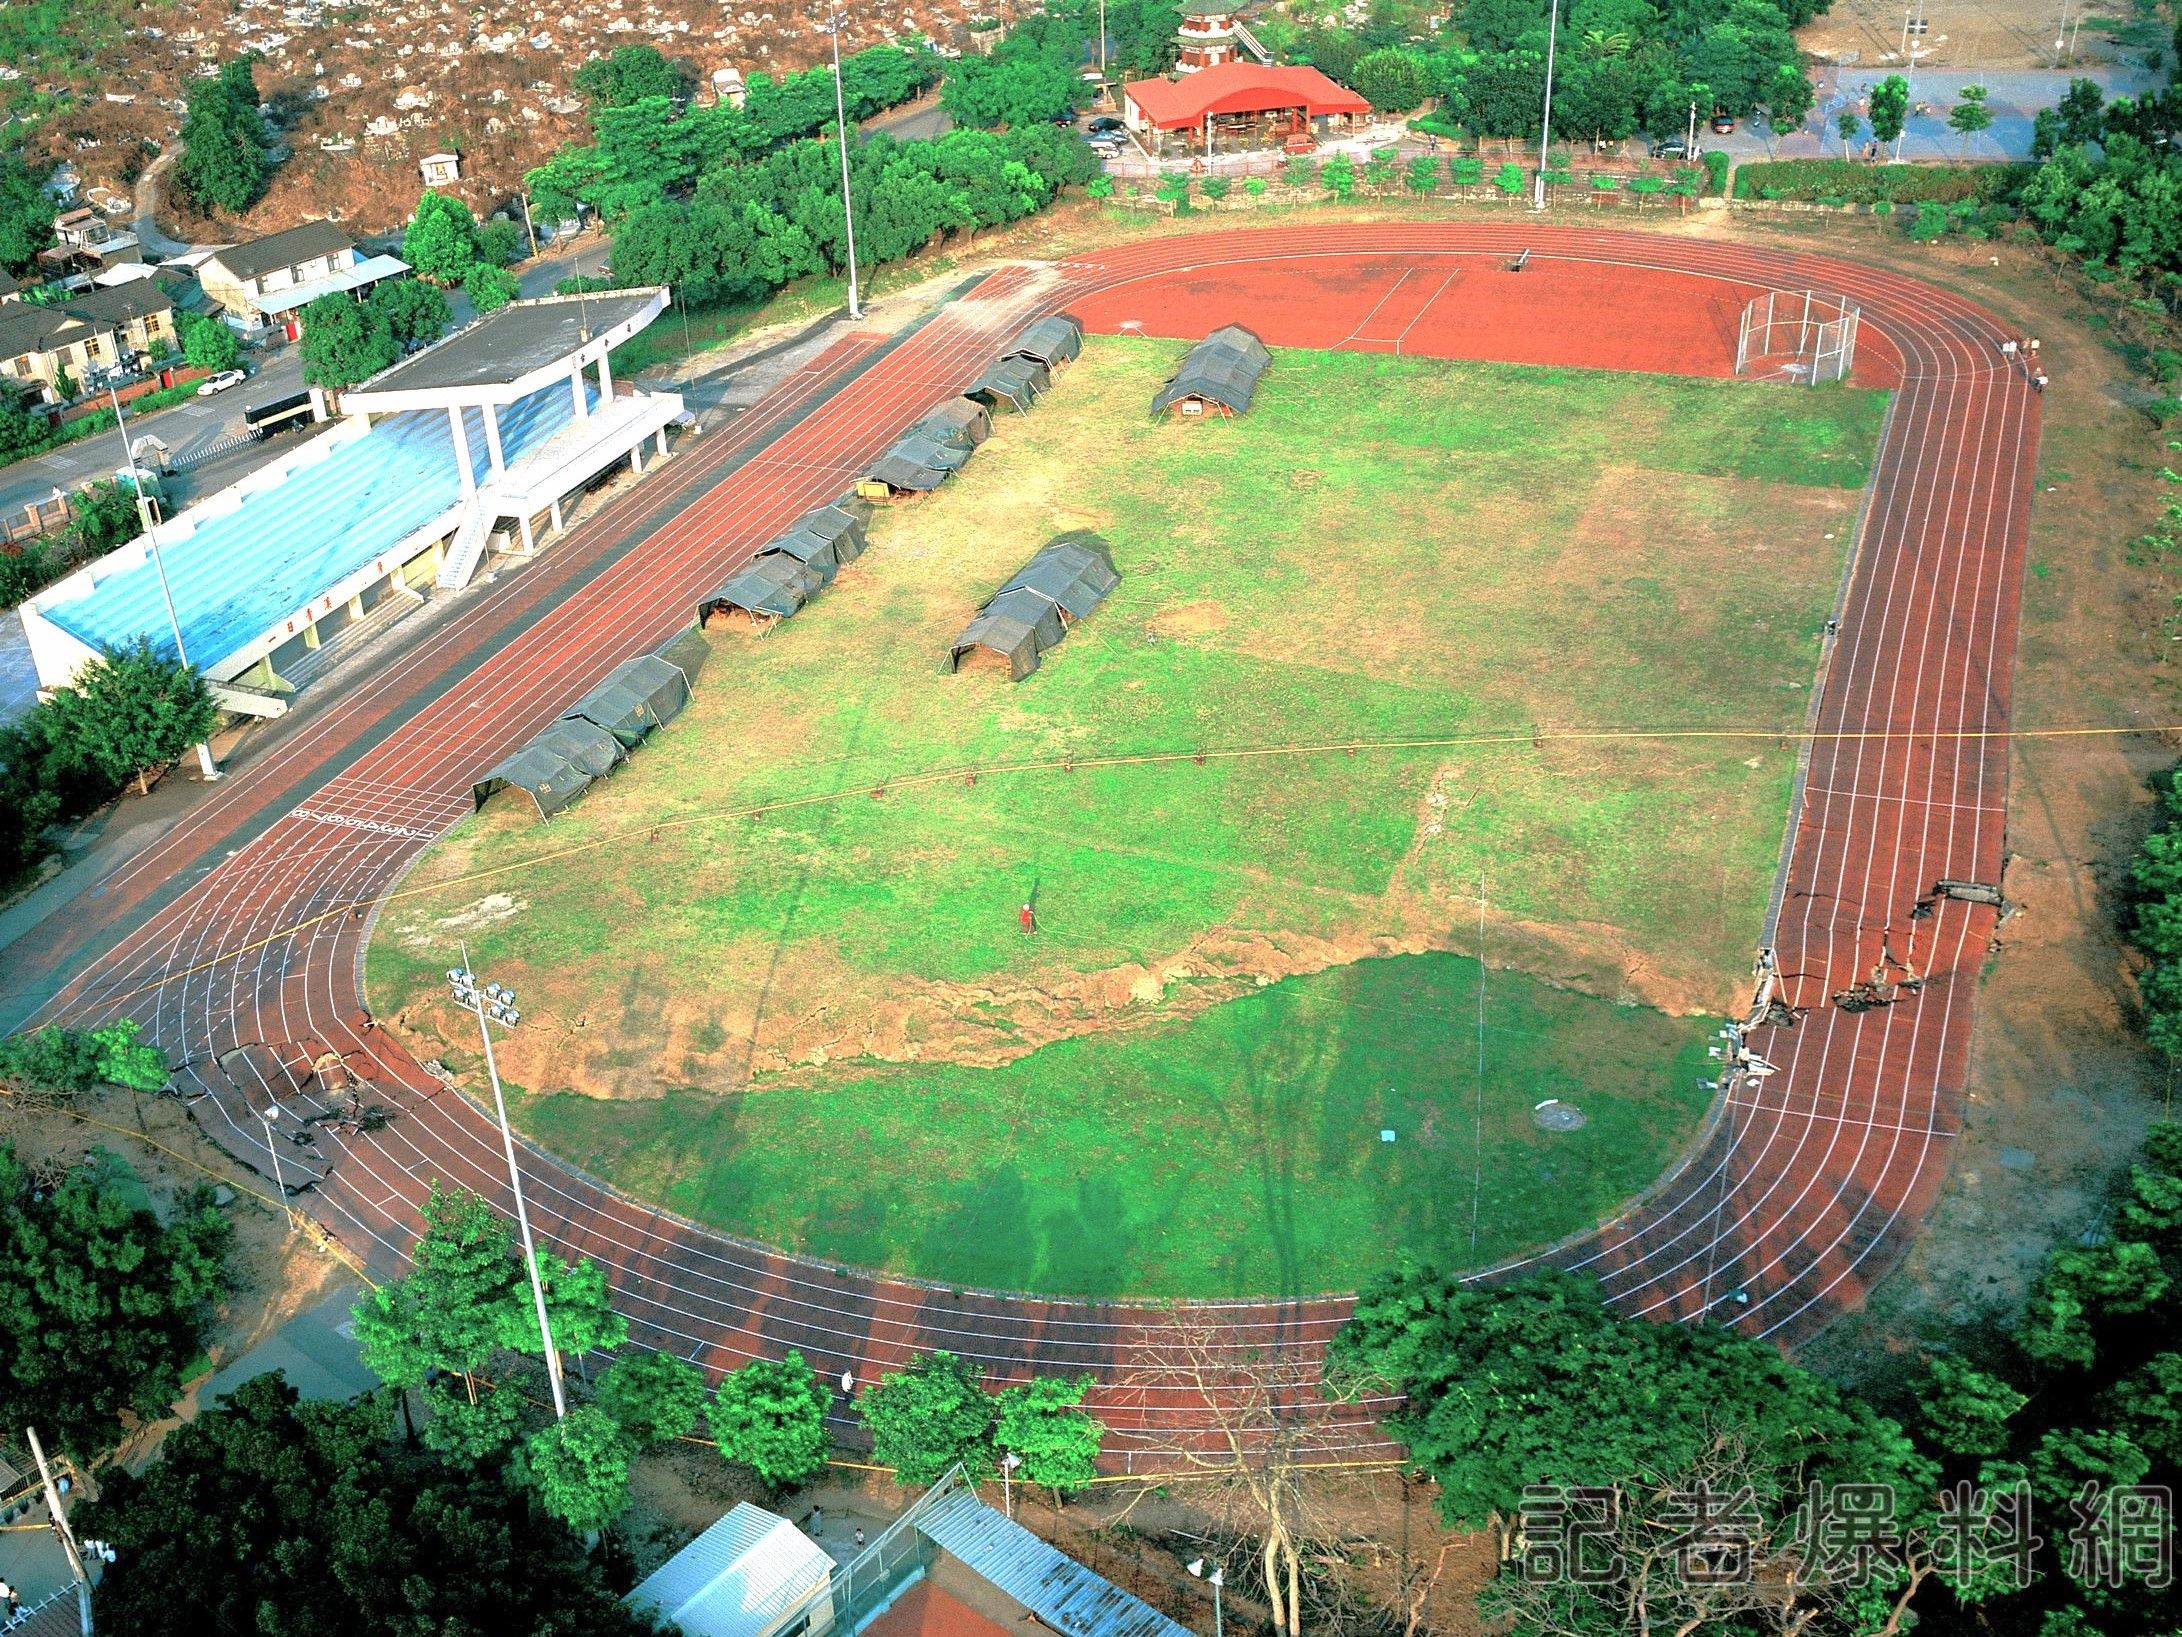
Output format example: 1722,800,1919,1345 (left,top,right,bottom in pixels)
870,96,953,142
